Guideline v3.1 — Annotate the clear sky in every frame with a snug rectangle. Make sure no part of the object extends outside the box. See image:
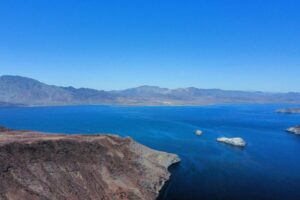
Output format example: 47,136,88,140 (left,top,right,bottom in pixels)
0,0,299,92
